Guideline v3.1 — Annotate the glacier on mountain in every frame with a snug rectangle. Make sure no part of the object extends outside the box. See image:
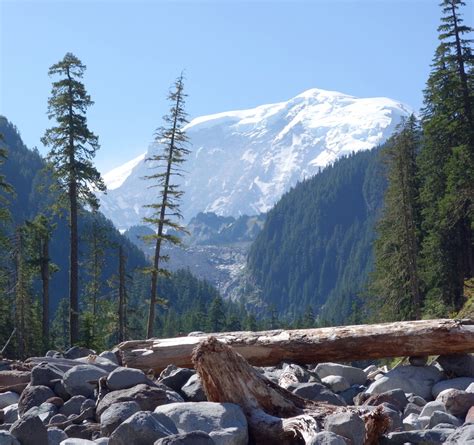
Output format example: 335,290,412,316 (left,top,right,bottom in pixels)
99,88,412,229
